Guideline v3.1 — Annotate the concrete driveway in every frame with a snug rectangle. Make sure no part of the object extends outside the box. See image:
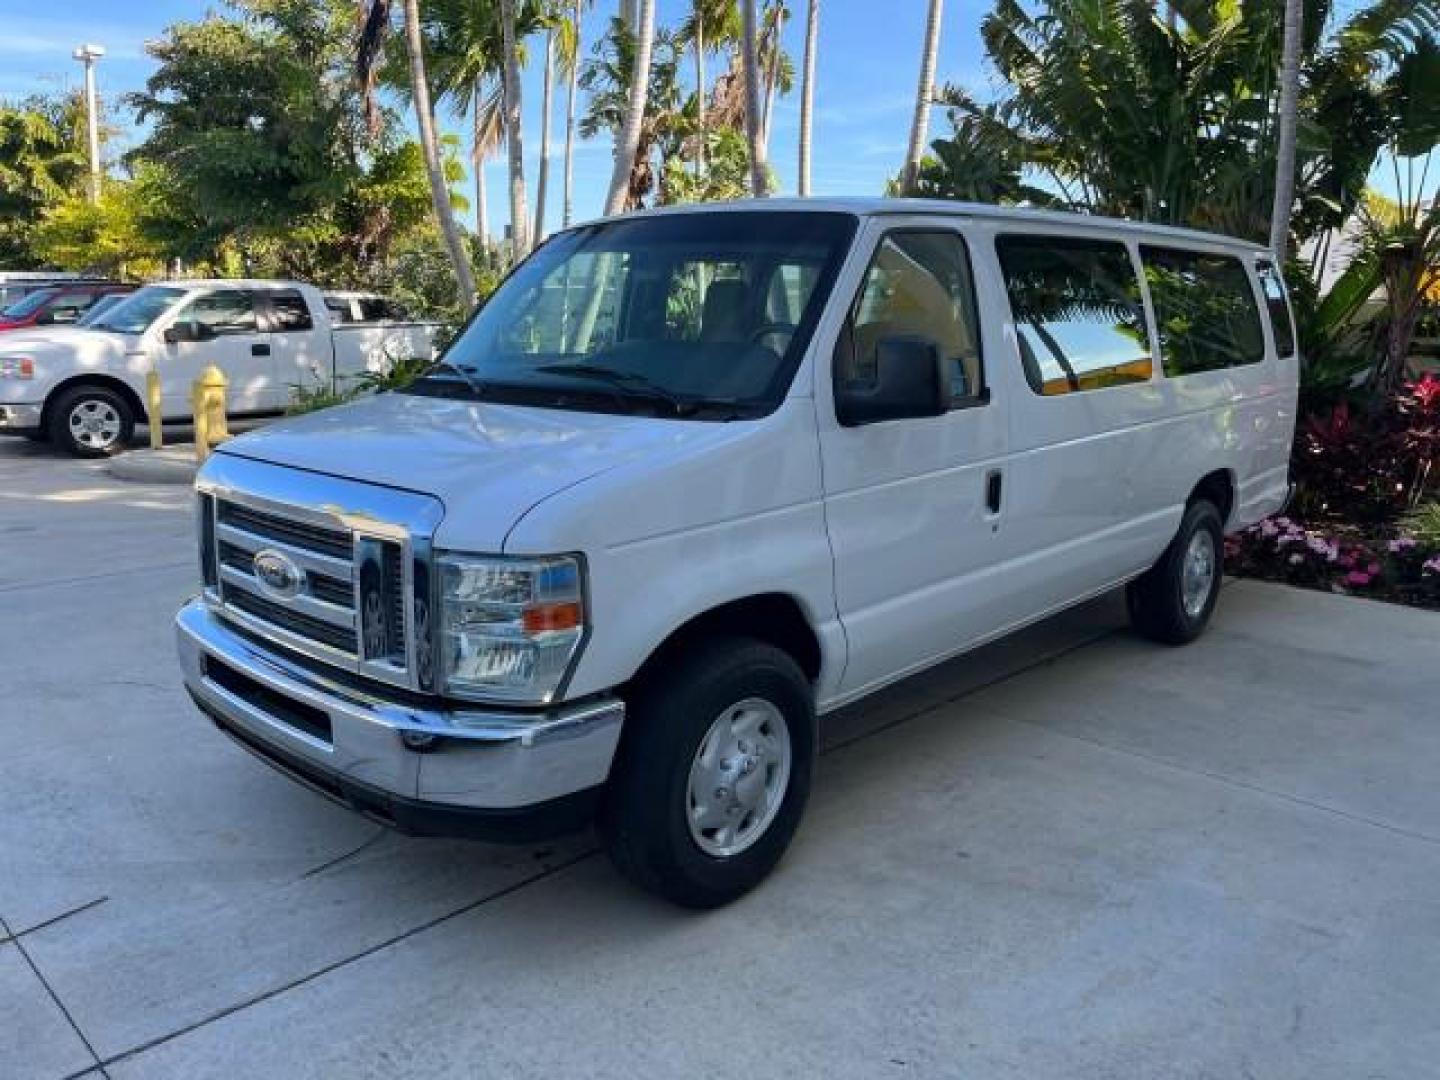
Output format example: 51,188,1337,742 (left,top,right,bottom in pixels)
4,436,1439,1080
